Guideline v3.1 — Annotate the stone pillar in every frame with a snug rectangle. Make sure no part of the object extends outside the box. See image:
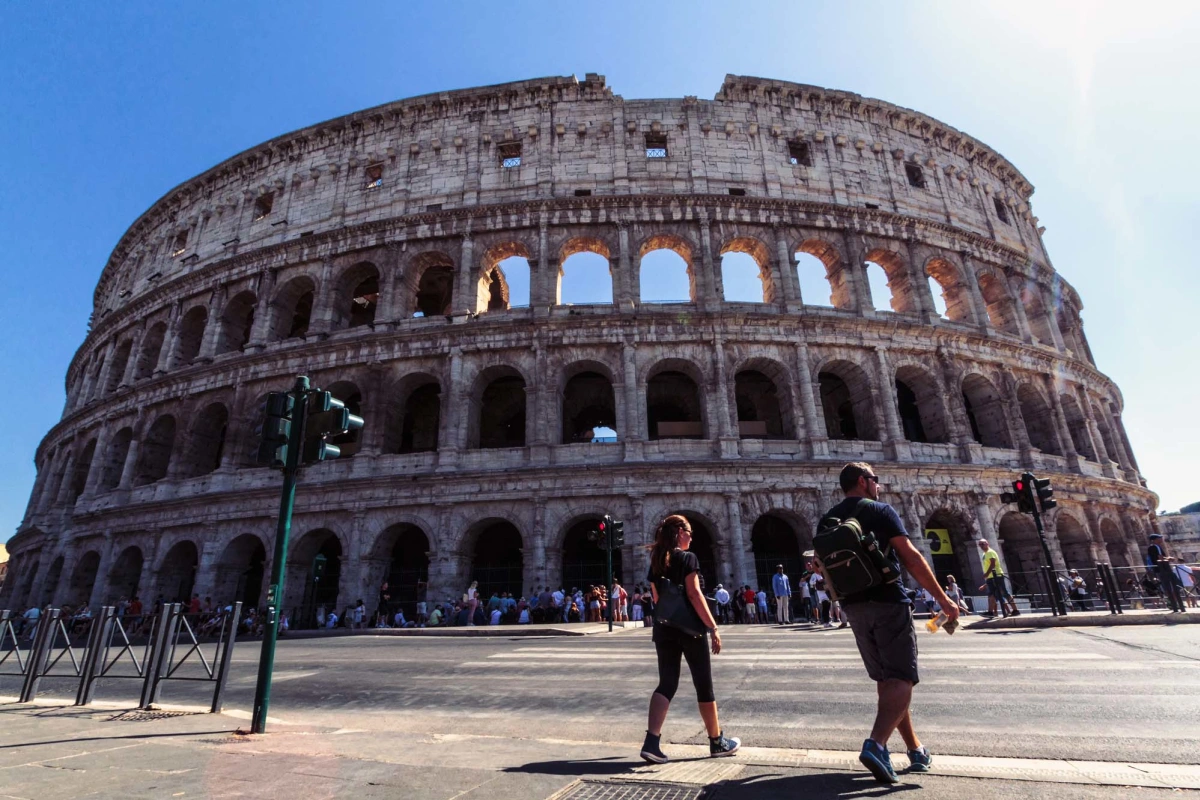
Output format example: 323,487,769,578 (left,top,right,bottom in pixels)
901,493,932,584
195,287,227,362
35,450,64,513
841,232,871,316
621,342,642,462
374,244,401,329
697,212,719,310
453,234,476,319
1001,372,1034,462
1045,381,1079,469
713,336,738,458
906,242,938,323
530,337,551,464
245,270,276,350
309,258,336,338
87,533,116,608
118,423,143,490
1043,518,1068,573
436,347,464,470
81,426,111,498
118,328,142,388
1006,275,1035,344
359,365,386,456
630,495,649,582
972,498,1008,575
775,227,802,309
937,350,980,463
618,222,637,311
725,493,749,588
1079,389,1112,472
530,499,548,589
156,302,182,374
960,253,991,332
1041,285,1067,352
795,343,826,458
874,347,907,459
54,450,78,507
91,340,118,401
